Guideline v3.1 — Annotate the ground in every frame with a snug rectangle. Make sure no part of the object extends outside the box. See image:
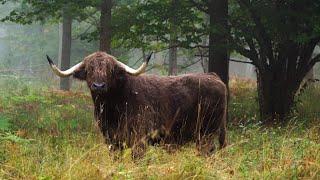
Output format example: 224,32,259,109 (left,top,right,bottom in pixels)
0,77,319,179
